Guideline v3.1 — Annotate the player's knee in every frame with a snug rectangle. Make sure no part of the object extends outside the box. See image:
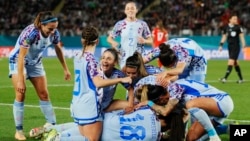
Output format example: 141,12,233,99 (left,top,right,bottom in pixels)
38,91,49,100
186,132,200,141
